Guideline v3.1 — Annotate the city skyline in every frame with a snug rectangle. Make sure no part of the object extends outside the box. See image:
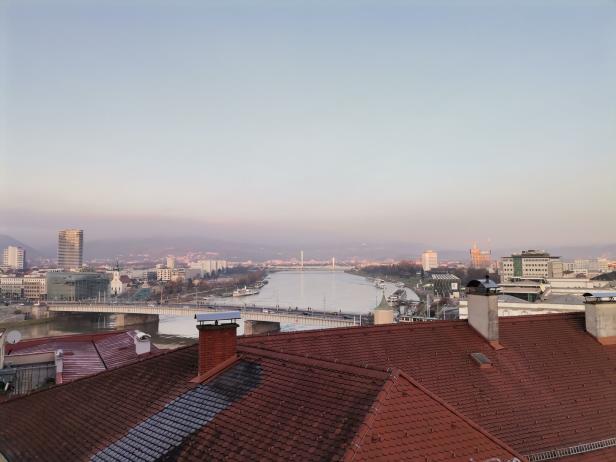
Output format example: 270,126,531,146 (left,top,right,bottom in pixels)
2,0,616,249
